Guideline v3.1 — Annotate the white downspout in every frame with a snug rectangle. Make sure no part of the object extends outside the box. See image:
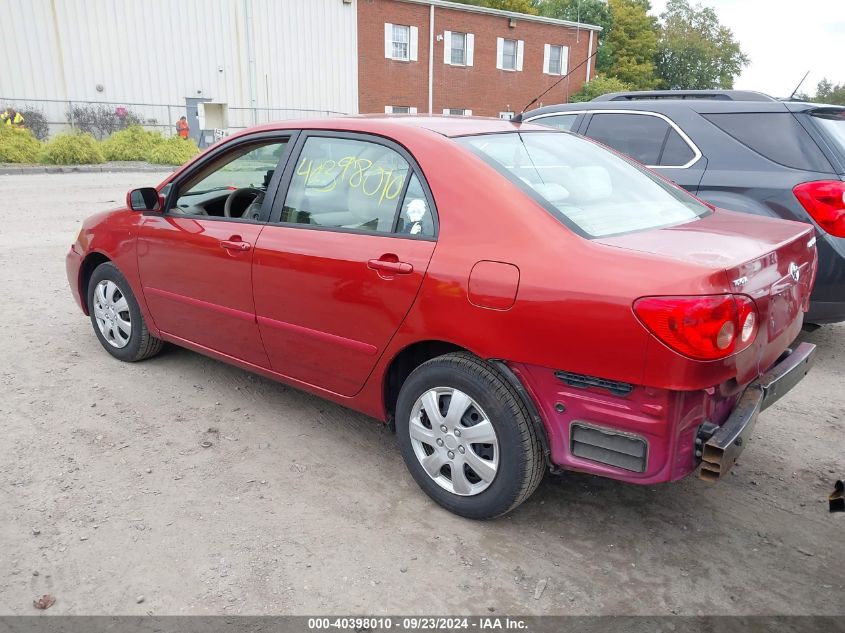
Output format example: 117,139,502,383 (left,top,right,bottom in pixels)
586,30,594,82
428,4,434,114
